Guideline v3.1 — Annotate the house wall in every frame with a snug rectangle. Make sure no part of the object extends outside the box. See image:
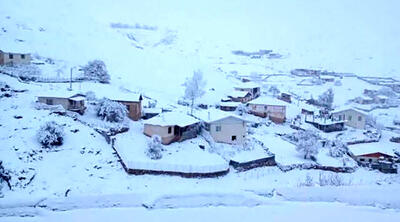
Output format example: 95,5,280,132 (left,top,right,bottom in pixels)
117,101,141,121
0,52,4,65
143,124,177,145
1,52,31,65
209,117,246,144
249,104,286,123
38,97,70,110
332,109,366,129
